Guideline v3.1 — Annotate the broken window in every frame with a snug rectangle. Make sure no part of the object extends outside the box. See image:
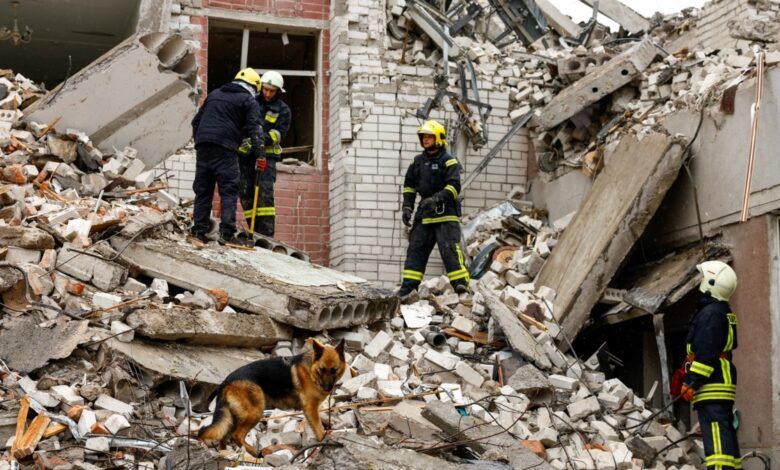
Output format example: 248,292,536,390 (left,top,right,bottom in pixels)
207,23,320,166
